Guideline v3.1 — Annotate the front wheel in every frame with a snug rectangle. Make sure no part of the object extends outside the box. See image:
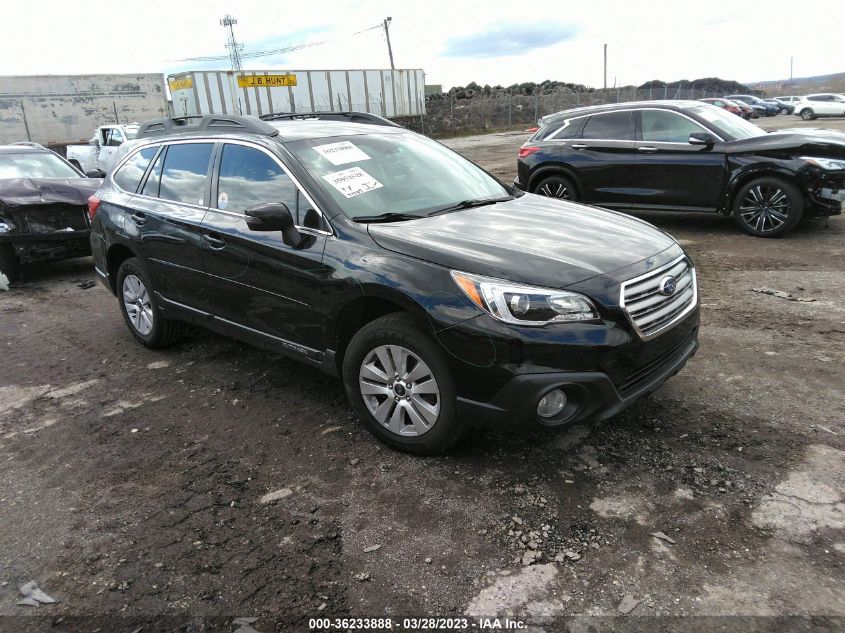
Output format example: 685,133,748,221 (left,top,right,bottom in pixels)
343,313,463,455
800,108,815,121
116,257,185,347
733,177,803,237
534,174,578,201
0,243,20,283
780,107,789,115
